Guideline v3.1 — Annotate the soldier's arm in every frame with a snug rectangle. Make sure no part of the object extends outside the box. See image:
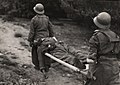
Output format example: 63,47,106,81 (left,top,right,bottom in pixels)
48,18,54,37
28,19,35,42
88,34,99,61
